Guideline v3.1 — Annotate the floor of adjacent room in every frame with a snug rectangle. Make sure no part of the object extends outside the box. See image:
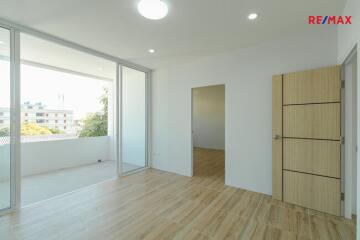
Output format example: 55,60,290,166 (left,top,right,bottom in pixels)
0,161,141,207
0,148,355,240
